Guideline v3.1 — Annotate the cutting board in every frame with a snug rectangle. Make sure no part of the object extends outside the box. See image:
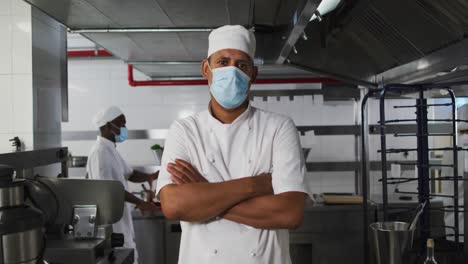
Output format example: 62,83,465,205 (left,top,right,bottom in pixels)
322,195,363,205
